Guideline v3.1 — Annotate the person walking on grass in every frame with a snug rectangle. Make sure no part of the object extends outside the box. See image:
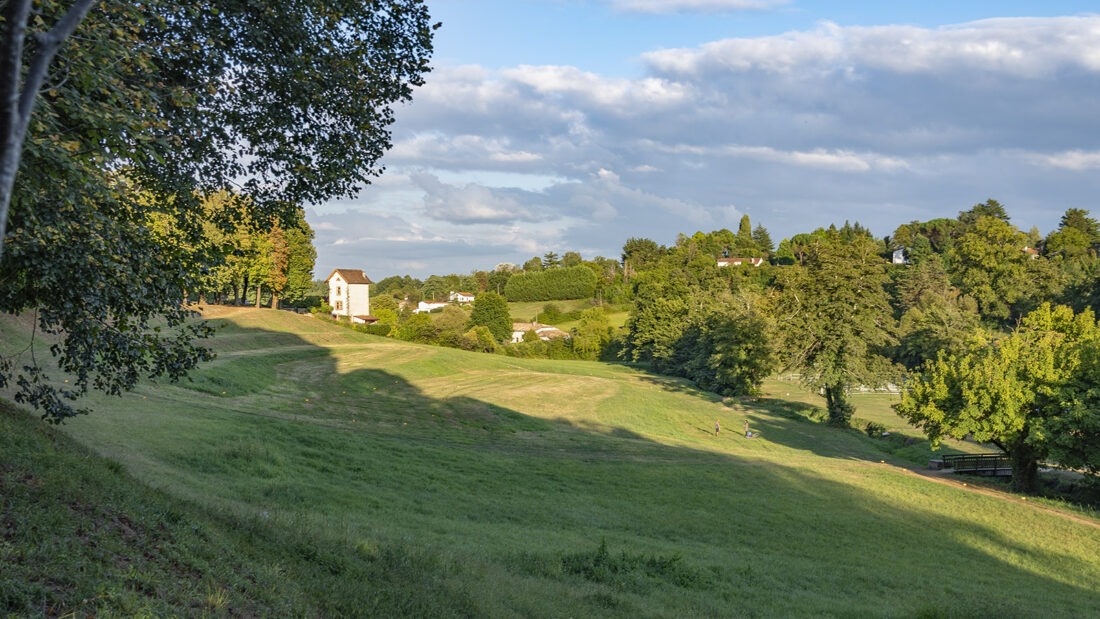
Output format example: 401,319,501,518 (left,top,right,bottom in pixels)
744,419,751,438
715,420,720,436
